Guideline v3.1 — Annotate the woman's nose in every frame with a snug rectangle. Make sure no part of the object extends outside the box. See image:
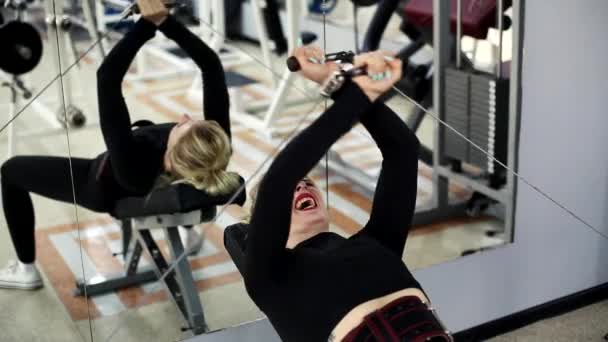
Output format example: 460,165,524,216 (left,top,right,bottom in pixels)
295,182,306,192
